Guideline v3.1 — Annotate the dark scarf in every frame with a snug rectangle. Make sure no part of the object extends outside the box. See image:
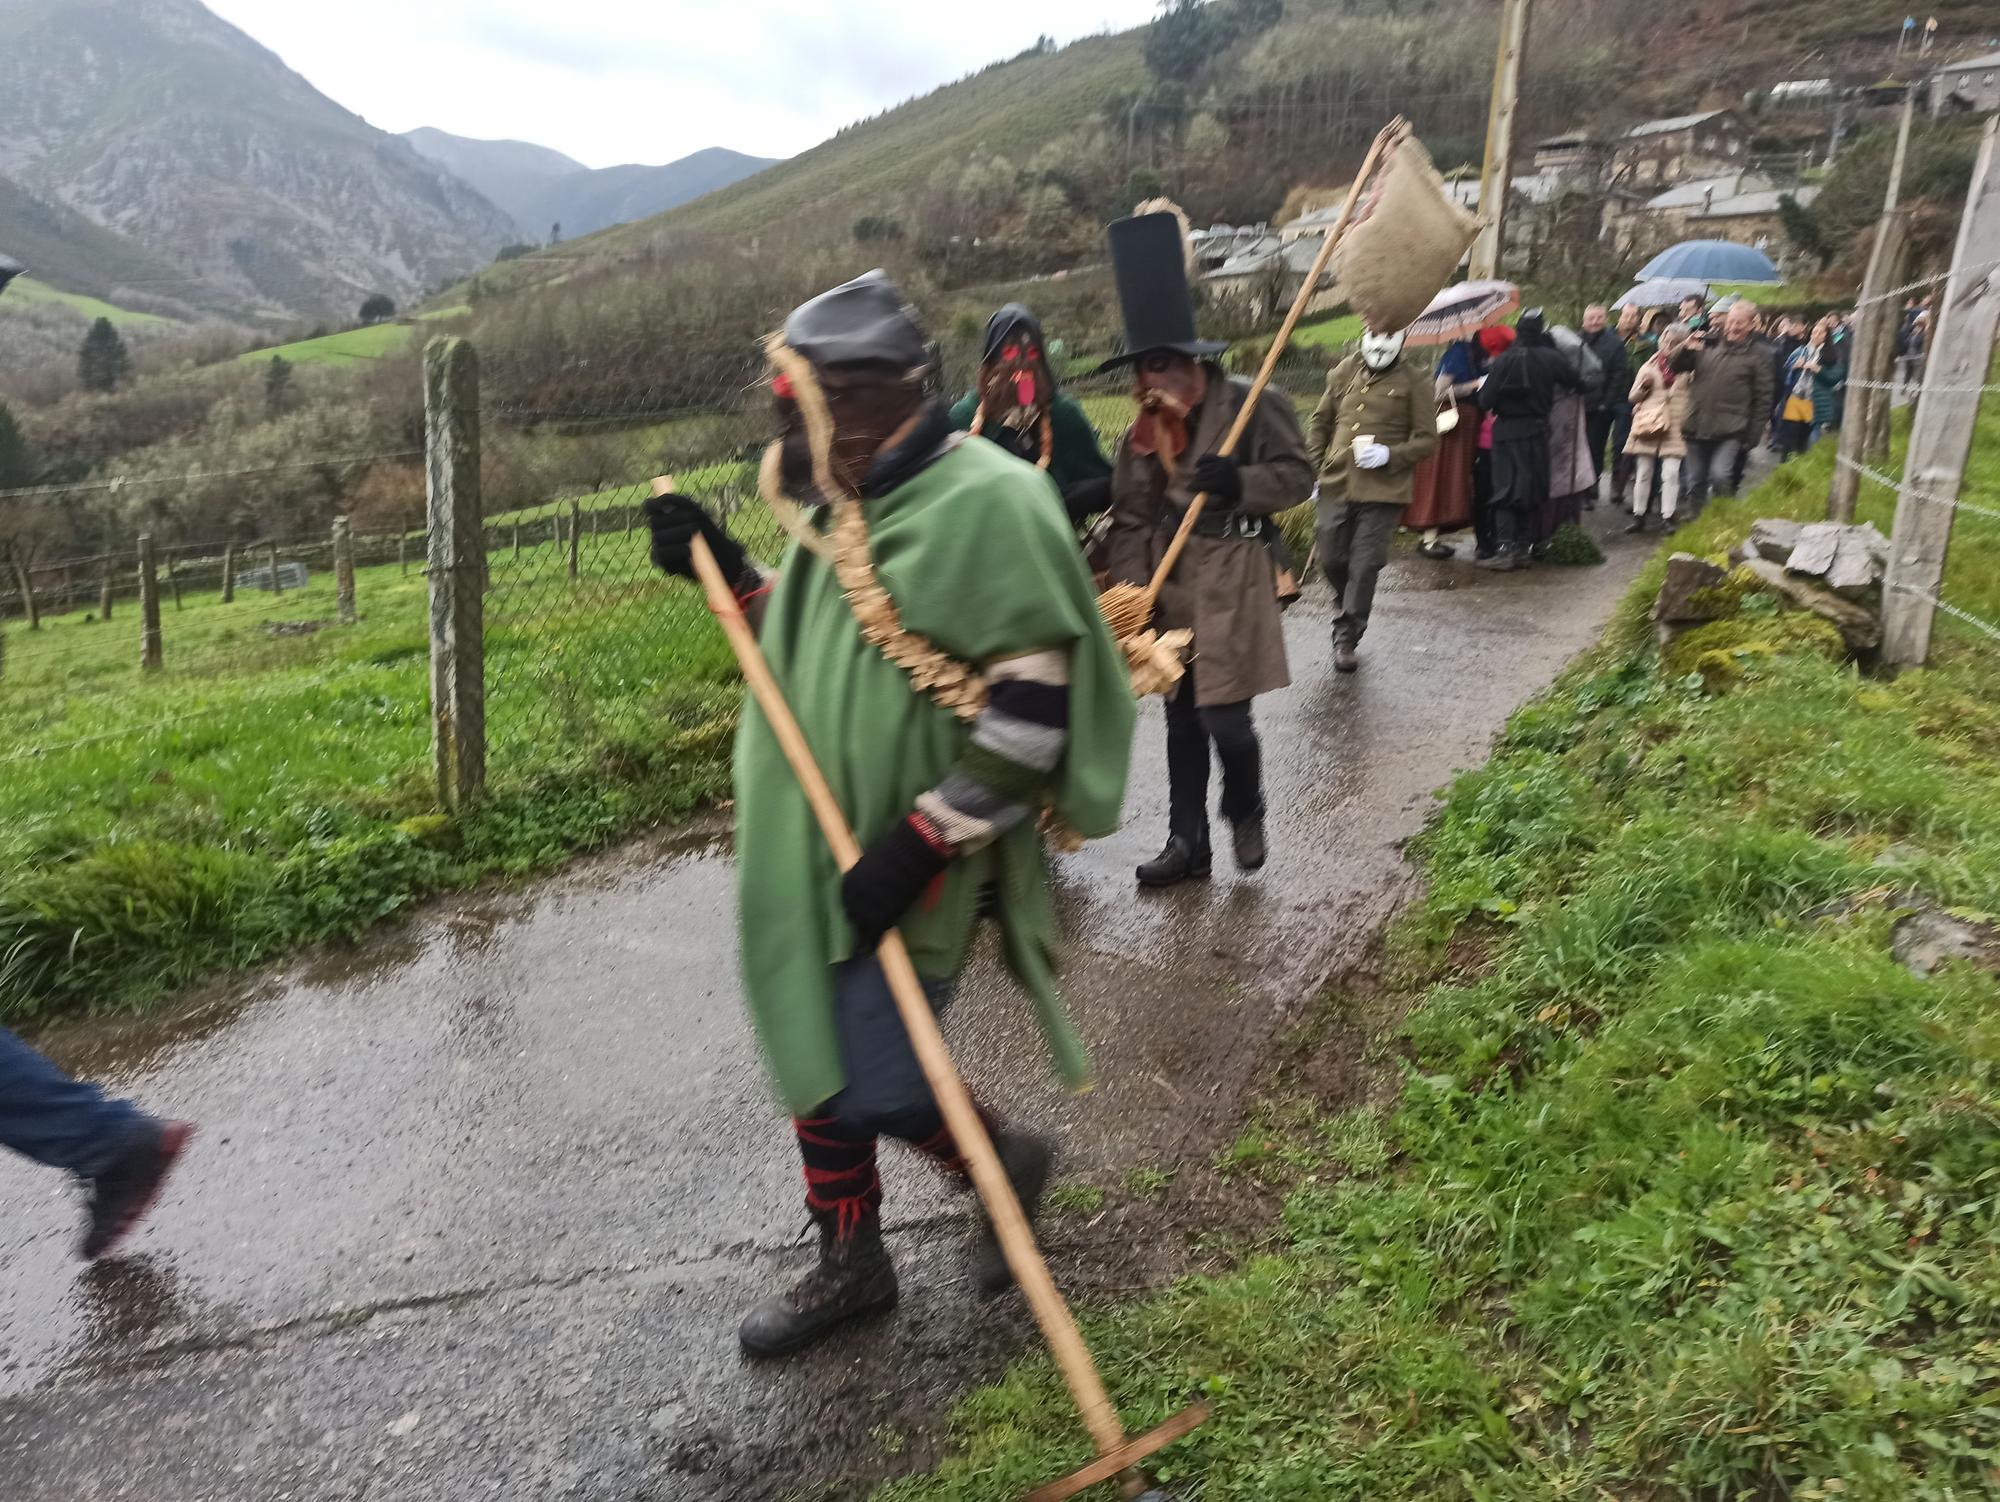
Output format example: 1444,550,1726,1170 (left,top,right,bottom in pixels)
860,400,955,499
